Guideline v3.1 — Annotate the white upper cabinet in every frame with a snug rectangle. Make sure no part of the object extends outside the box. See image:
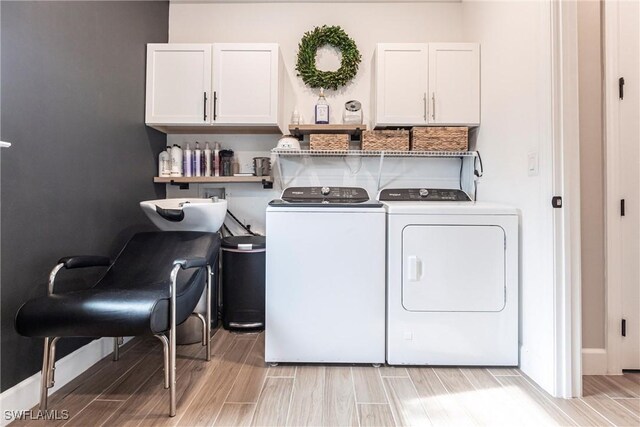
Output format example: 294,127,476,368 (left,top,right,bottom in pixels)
212,44,279,124
375,44,429,127
145,43,292,133
373,43,480,128
146,44,212,125
428,43,480,126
